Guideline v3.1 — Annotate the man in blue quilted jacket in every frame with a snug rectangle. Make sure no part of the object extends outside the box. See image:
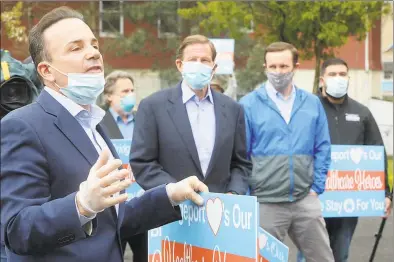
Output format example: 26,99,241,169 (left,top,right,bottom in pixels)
240,42,334,262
